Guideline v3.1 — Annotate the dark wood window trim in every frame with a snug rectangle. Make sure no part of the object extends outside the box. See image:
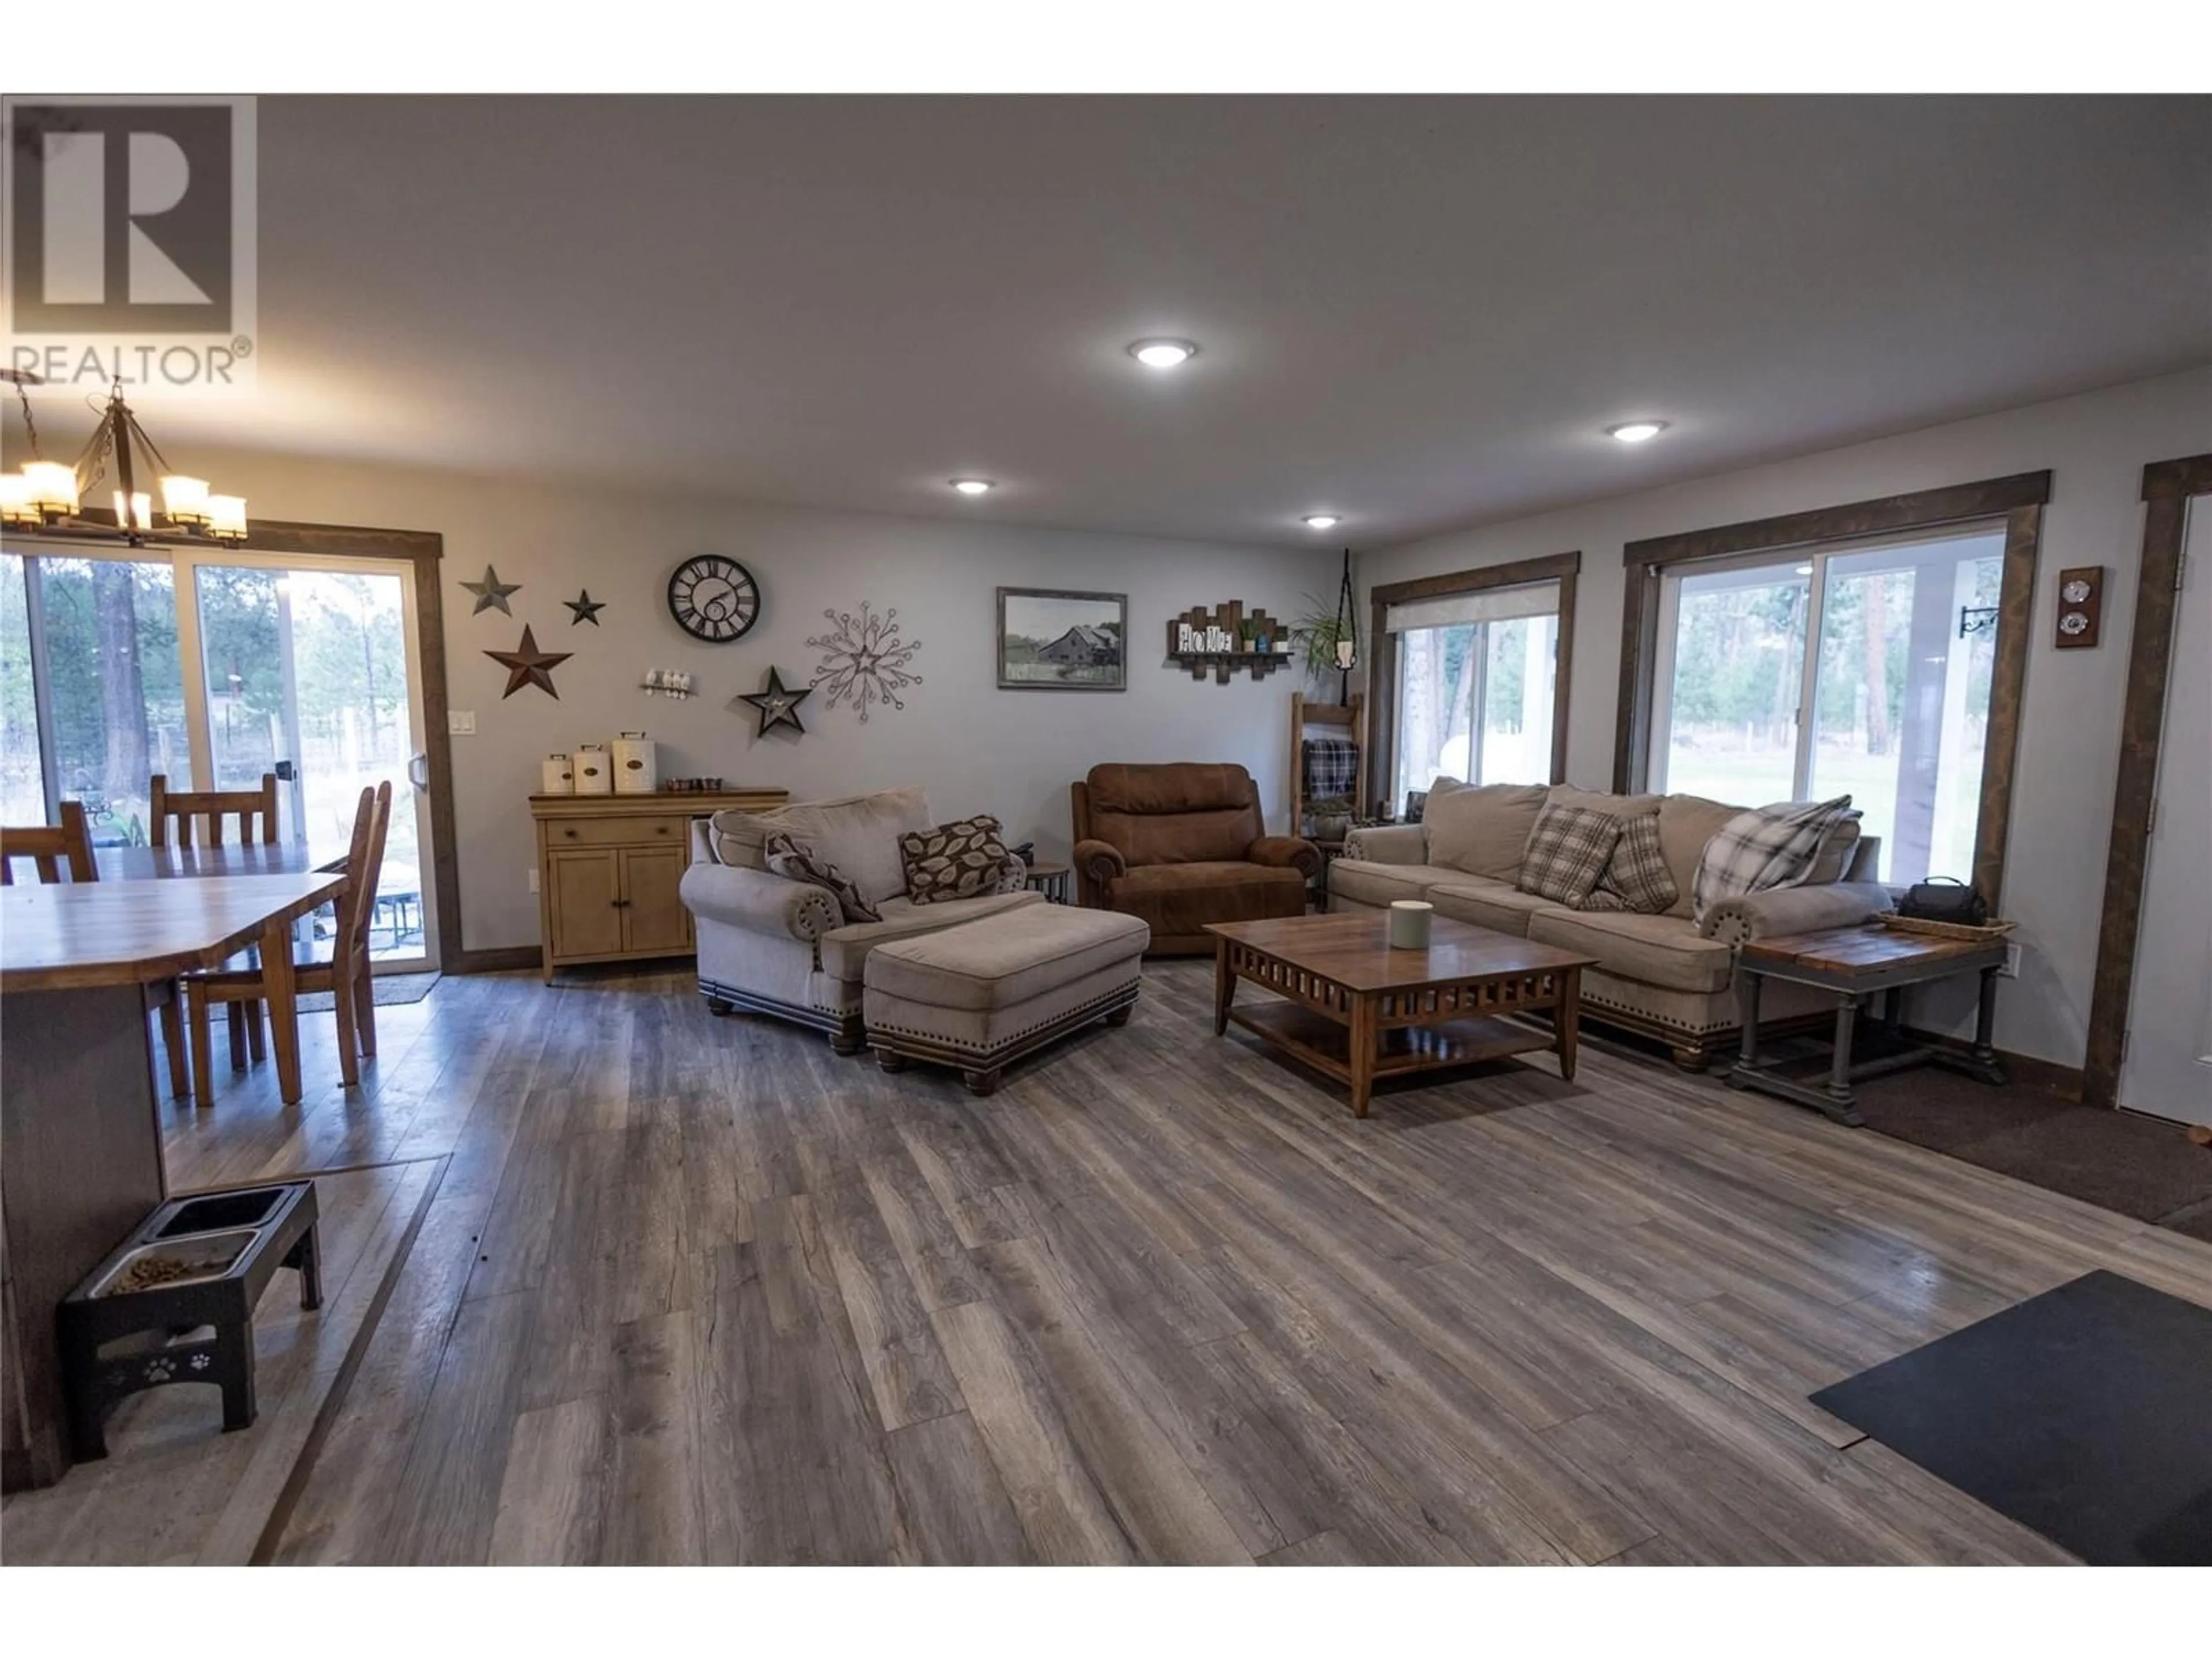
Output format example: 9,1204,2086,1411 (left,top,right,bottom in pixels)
1366,550,1579,813
233,519,475,976
2081,452,2212,1109
1612,471,2052,910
